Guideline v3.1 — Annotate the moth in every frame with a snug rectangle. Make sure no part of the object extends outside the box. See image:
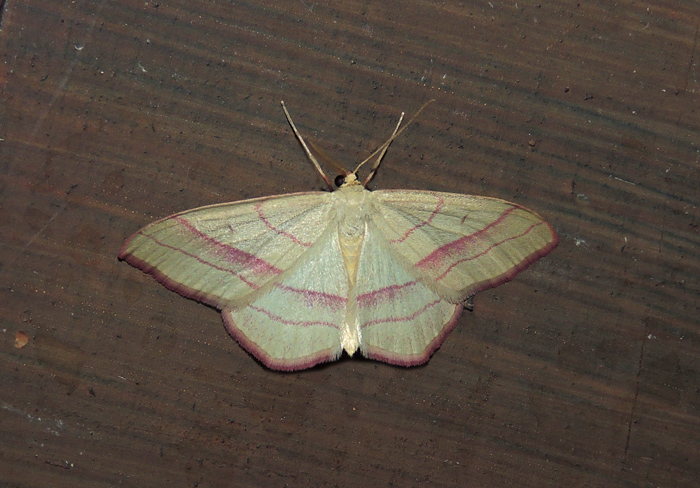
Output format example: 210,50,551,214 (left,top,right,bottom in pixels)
119,101,558,371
